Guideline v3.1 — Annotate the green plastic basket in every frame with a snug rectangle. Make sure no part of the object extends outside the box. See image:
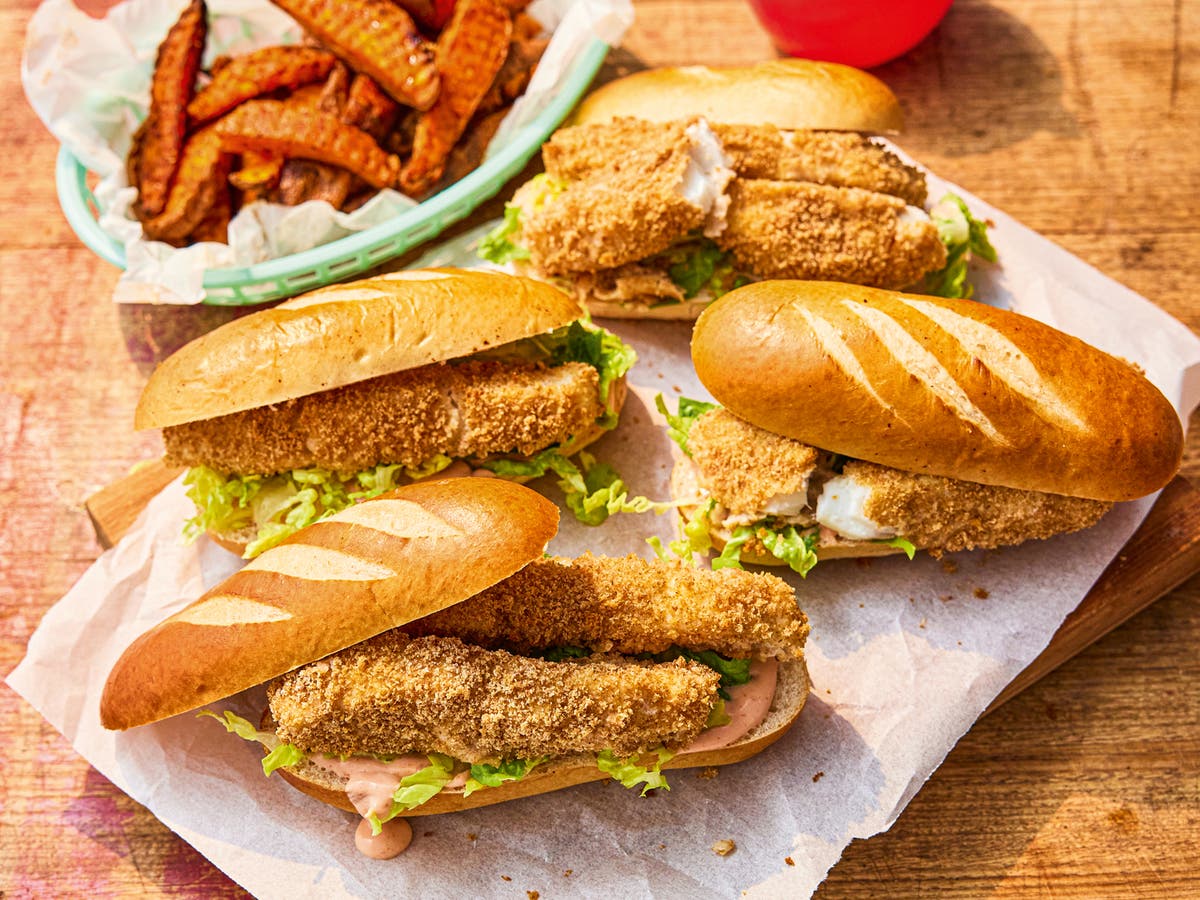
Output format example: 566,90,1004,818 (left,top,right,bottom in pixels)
56,38,609,306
